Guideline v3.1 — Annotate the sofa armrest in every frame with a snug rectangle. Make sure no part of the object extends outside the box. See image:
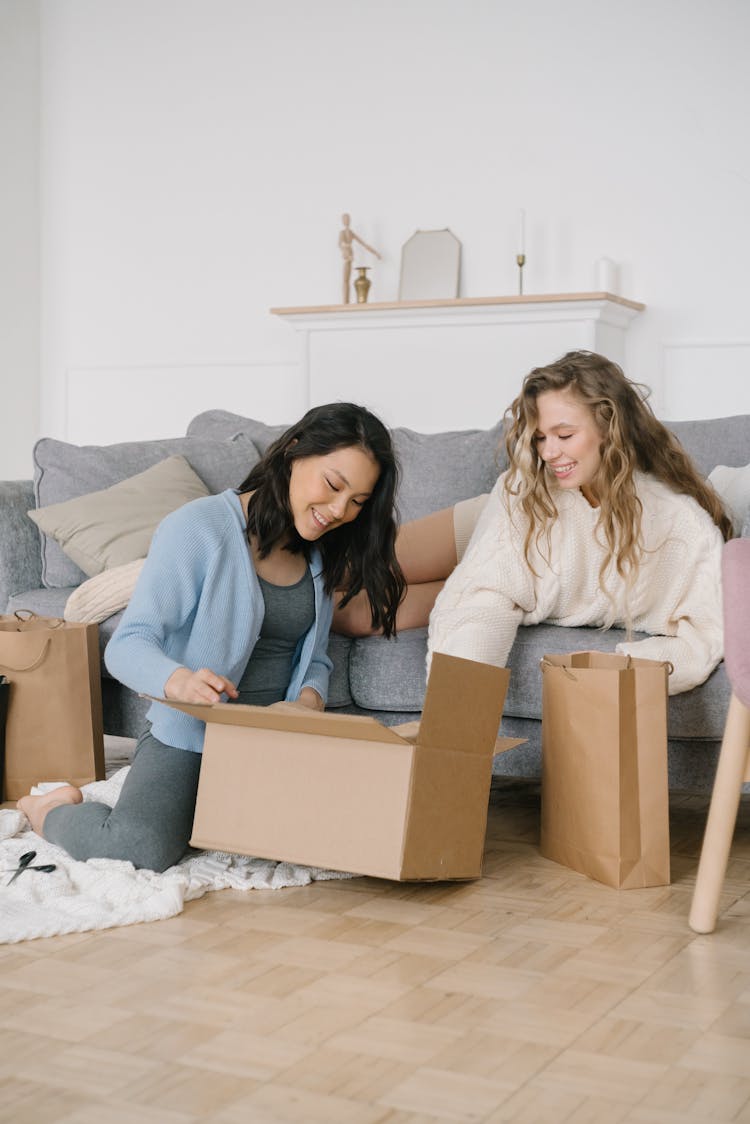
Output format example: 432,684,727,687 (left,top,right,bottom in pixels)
0,480,43,611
